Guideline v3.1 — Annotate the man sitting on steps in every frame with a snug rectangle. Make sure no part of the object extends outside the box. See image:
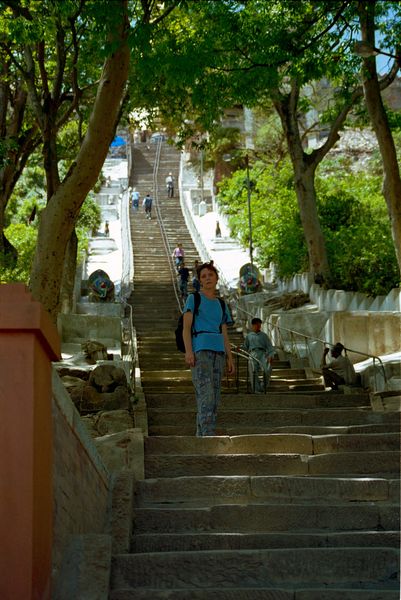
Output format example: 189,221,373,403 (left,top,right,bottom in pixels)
321,342,357,390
